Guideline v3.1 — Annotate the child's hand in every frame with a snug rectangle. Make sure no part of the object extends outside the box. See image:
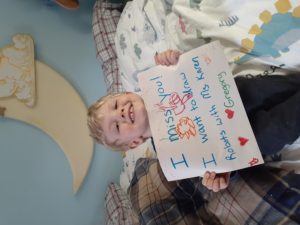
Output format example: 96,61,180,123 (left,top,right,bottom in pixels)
154,50,181,66
202,171,231,192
